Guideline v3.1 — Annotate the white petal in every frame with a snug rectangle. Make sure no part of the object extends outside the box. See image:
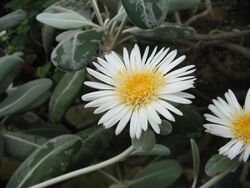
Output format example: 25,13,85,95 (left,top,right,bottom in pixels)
152,101,175,121
204,123,233,138
94,100,119,114
145,46,158,65
227,141,244,160
146,105,161,124
85,96,116,108
123,47,131,69
243,144,250,162
159,100,183,116
219,140,238,155
244,88,250,111
160,55,186,75
115,110,132,135
130,110,138,138
157,49,177,68
82,90,114,101
84,81,114,90
104,107,129,128
98,105,125,125
142,46,149,64
228,89,241,111
87,68,113,85
93,62,113,77
160,94,192,104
